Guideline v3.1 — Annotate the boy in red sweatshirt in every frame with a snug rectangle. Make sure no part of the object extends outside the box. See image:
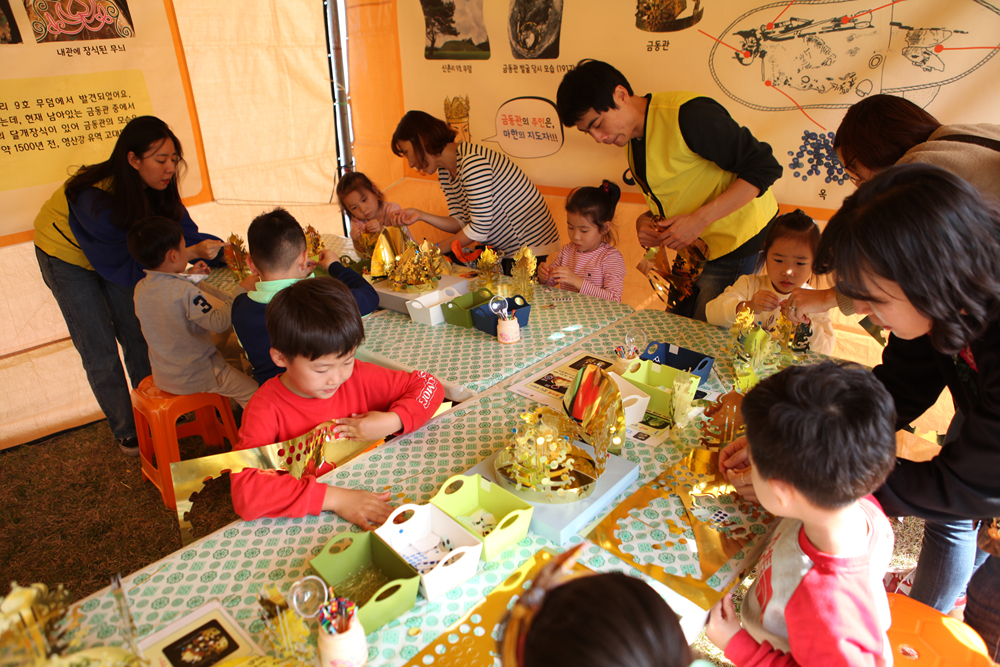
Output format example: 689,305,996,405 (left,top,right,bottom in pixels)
231,277,444,529
707,362,897,667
